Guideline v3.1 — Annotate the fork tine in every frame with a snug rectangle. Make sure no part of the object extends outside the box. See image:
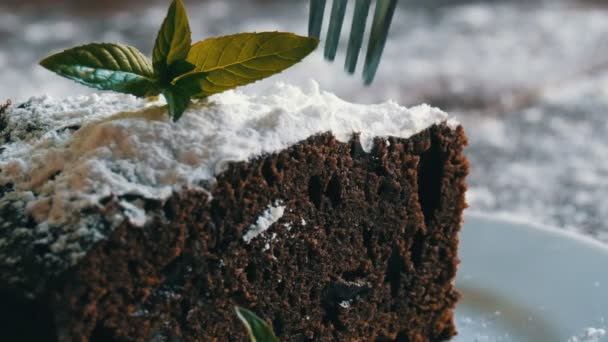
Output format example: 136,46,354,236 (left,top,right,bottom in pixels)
324,0,348,61
345,0,372,74
308,0,327,39
363,0,398,85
